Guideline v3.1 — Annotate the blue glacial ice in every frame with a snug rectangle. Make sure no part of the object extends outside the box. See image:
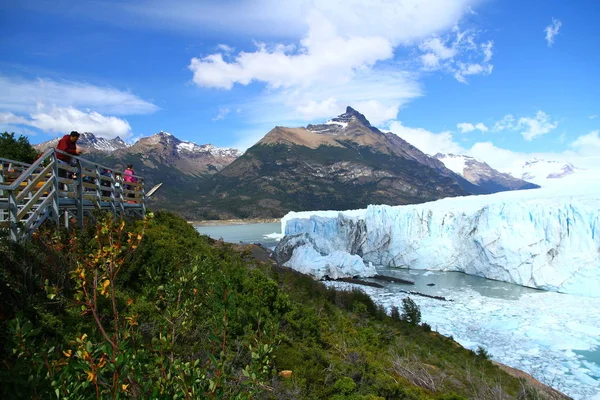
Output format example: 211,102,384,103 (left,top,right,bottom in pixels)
278,187,600,297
